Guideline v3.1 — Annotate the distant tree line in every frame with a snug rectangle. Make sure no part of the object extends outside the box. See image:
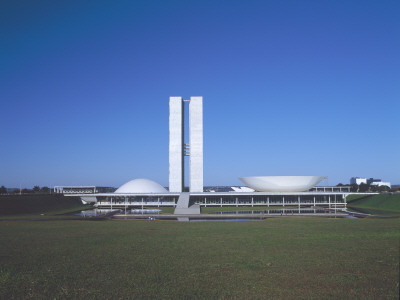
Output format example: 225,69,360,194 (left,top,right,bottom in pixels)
0,185,51,194
336,183,391,193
